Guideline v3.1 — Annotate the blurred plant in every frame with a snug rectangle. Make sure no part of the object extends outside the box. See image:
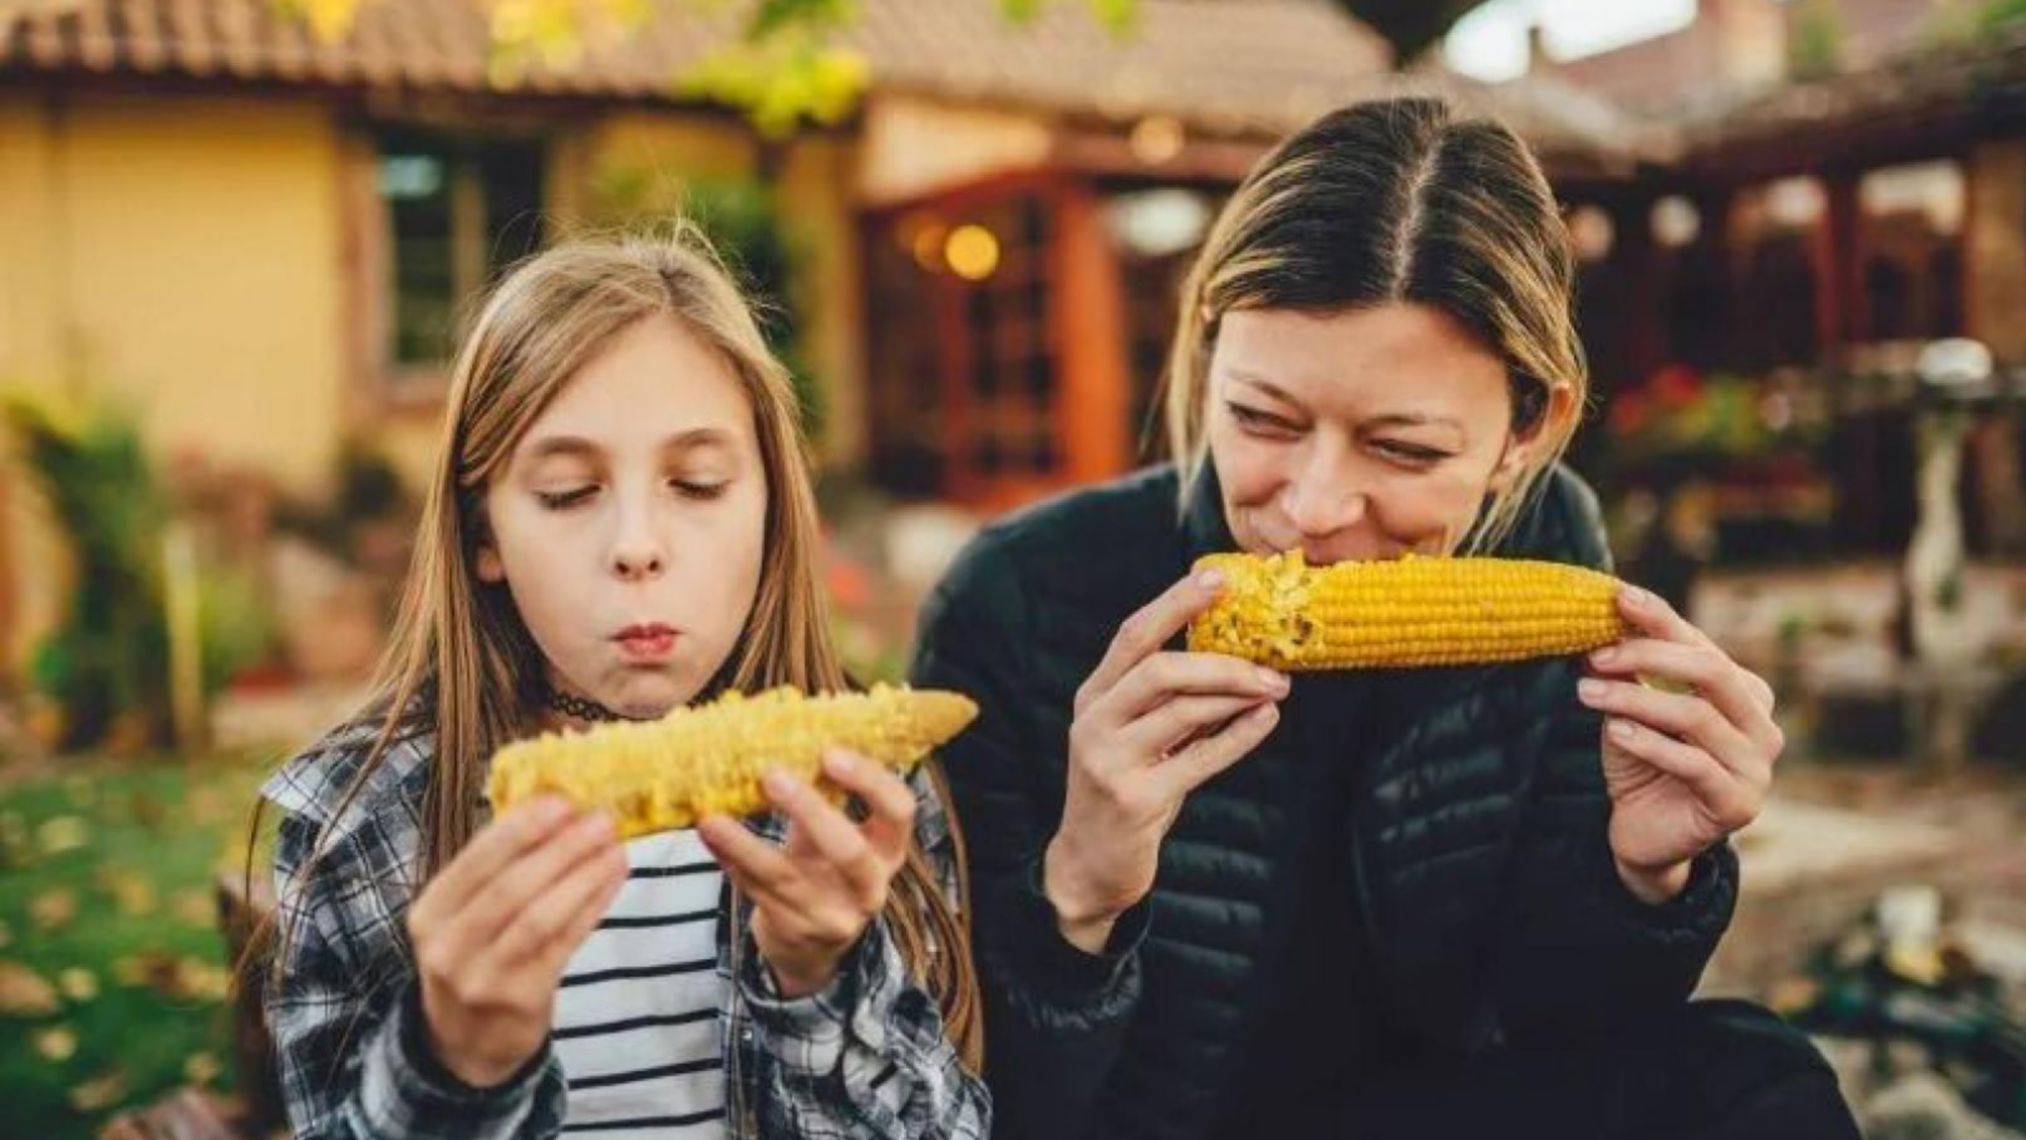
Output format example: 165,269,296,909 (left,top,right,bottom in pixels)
1606,363,1830,463
3,393,273,752
588,169,826,441
271,441,415,577
1789,0,1847,80
273,0,1139,136
4,395,170,751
